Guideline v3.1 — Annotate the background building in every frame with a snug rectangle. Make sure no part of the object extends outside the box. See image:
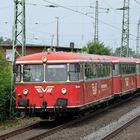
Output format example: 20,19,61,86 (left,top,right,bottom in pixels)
0,44,81,61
